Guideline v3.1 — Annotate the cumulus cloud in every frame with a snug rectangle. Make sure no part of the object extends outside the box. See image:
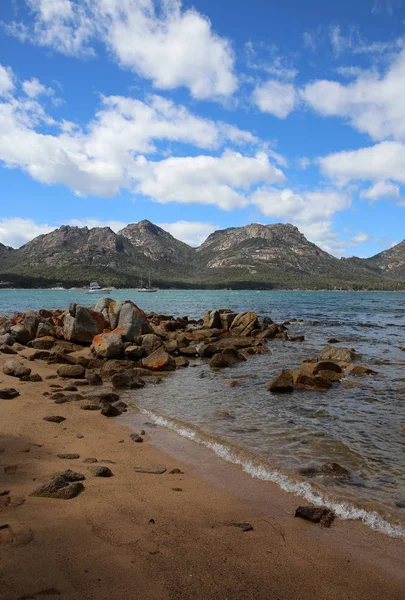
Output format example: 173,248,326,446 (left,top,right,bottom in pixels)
157,220,218,247
319,141,405,185
133,151,285,210
22,77,53,98
0,217,55,248
0,64,276,206
252,80,298,118
302,47,405,141
360,180,401,201
5,0,237,100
